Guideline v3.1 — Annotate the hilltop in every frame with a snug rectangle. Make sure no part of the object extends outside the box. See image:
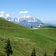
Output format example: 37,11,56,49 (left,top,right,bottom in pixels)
0,18,56,56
